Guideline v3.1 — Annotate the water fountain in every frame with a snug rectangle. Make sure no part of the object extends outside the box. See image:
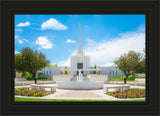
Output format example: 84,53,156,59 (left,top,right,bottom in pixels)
77,70,83,82
56,70,104,90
